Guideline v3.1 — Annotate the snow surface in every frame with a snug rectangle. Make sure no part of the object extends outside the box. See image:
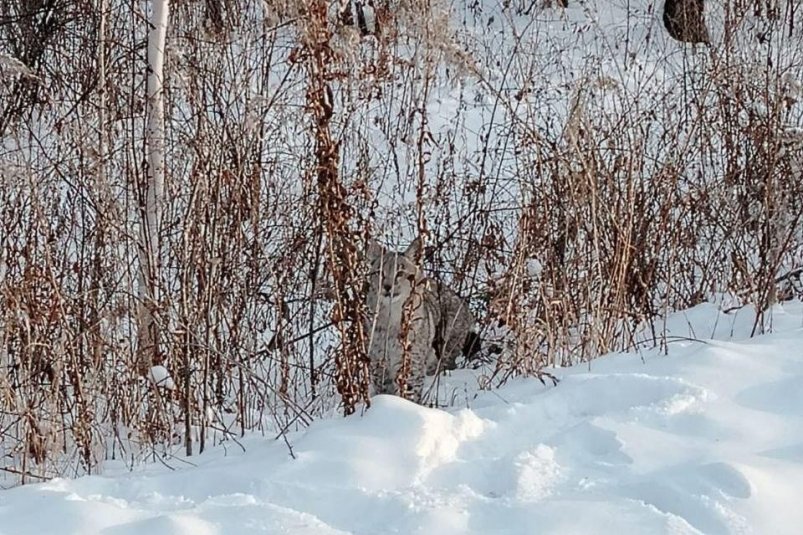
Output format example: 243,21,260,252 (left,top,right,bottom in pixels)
2,302,803,534
148,365,176,390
